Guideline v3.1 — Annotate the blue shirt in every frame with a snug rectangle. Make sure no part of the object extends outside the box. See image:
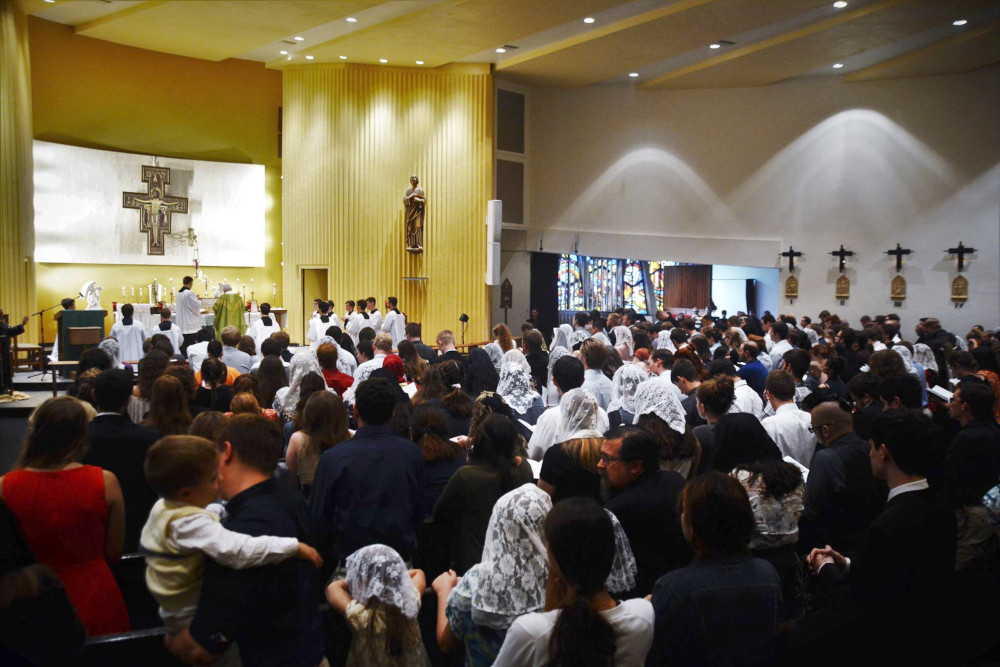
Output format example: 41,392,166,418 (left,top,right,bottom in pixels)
310,424,425,562
738,359,768,396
